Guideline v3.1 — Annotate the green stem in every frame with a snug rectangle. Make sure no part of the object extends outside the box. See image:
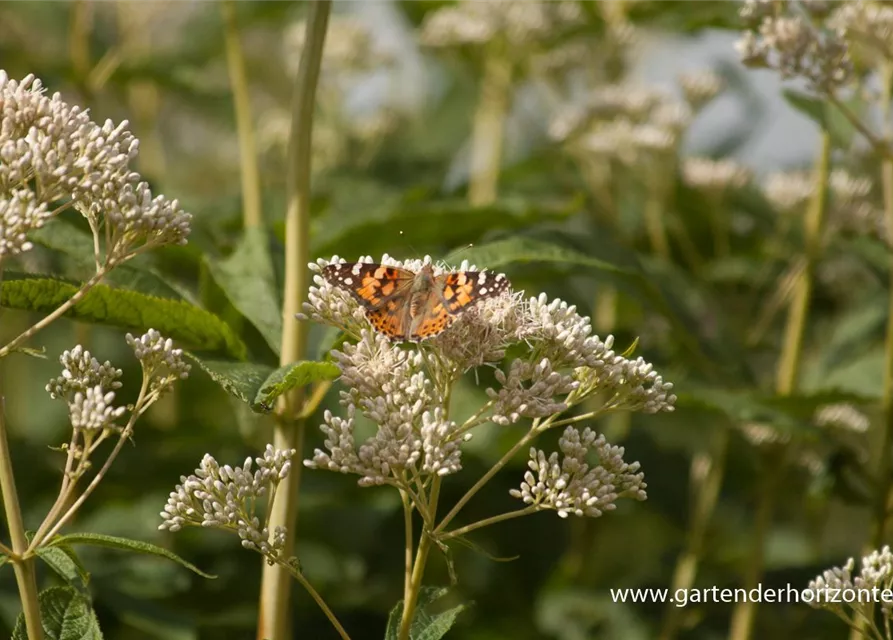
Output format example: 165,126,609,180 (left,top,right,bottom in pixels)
439,506,538,540
0,267,109,360
660,428,729,640
222,0,263,229
257,3,330,639
728,132,831,640
0,399,43,640
400,489,413,600
435,426,539,535
468,43,512,207
399,478,442,640
279,558,351,640
644,173,671,260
